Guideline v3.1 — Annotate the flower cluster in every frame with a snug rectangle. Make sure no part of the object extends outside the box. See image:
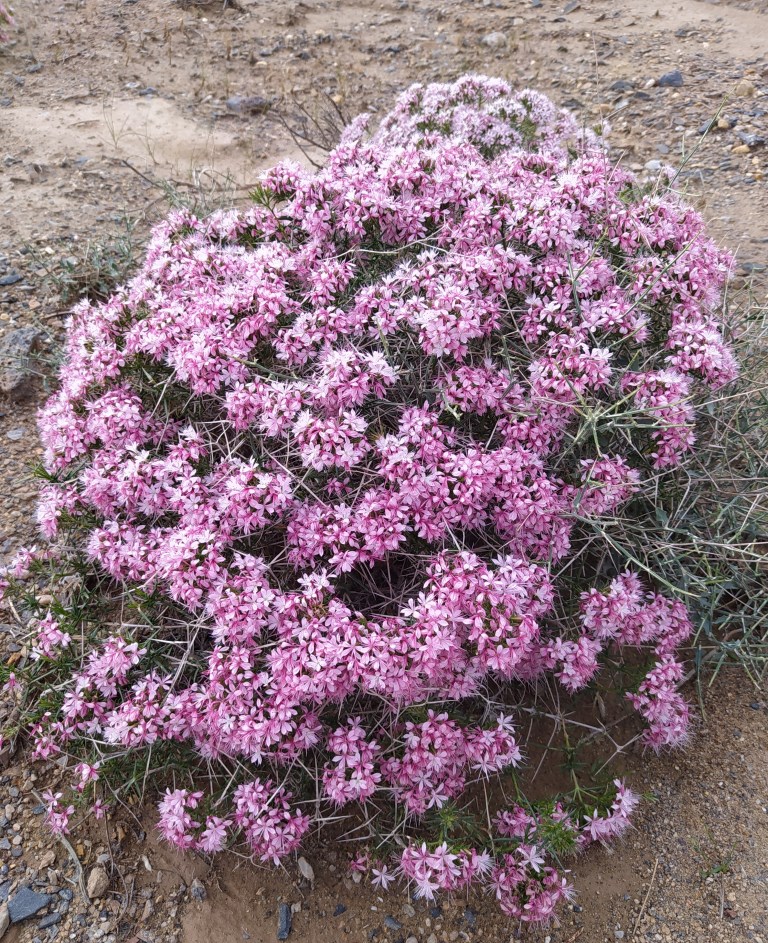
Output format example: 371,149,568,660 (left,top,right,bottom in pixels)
0,3,13,44
1,75,737,923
